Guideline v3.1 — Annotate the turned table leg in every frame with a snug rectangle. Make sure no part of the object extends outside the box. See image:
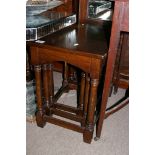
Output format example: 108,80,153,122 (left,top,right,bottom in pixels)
43,64,54,115
63,62,69,87
47,64,54,99
78,72,85,116
83,74,90,125
83,78,99,143
34,65,46,128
